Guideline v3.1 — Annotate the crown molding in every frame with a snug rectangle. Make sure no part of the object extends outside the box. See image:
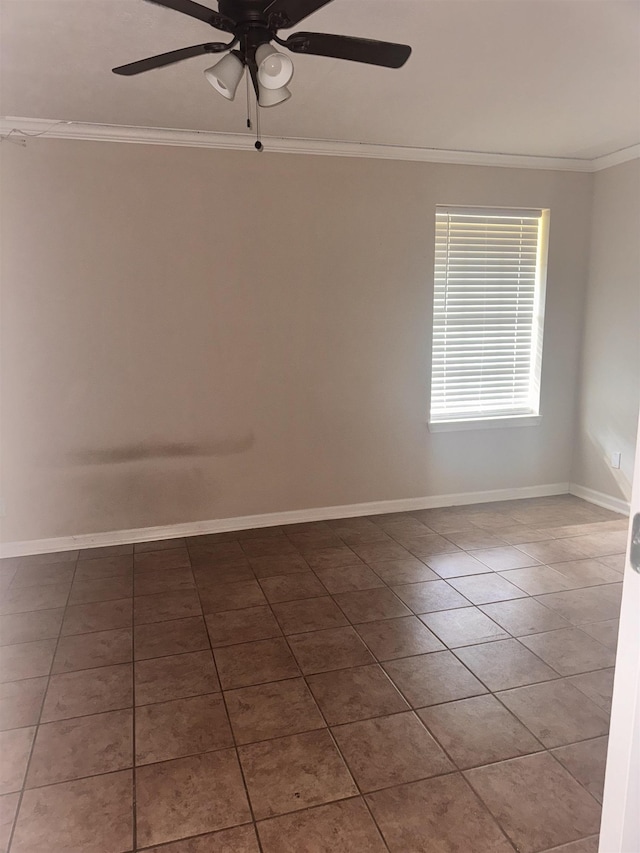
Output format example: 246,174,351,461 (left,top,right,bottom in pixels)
590,144,640,172
2,116,639,172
